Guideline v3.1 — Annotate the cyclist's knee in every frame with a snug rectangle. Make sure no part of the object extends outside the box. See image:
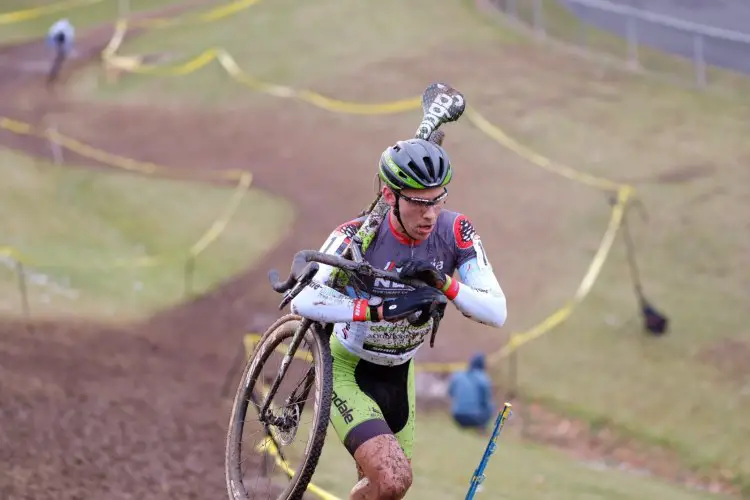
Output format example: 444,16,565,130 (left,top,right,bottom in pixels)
353,434,412,499
378,468,412,500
